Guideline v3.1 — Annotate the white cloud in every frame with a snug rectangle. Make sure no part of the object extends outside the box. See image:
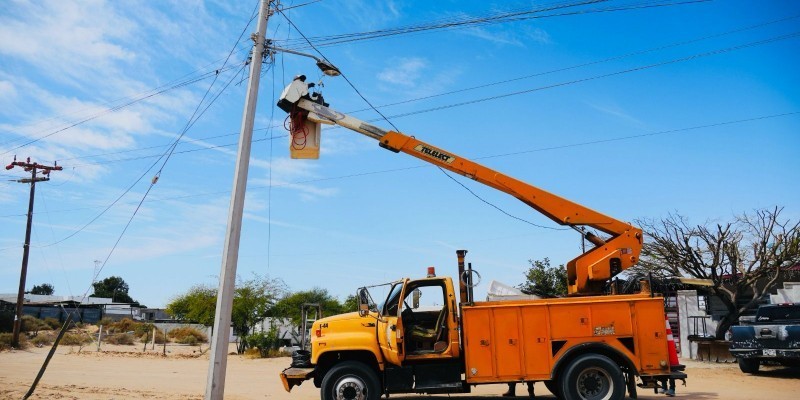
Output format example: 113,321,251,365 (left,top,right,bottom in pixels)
0,80,16,99
377,57,428,87
326,0,405,30
0,1,136,85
